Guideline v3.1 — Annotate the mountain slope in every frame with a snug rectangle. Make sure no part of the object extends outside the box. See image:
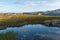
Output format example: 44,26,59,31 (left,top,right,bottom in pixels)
40,9,60,16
